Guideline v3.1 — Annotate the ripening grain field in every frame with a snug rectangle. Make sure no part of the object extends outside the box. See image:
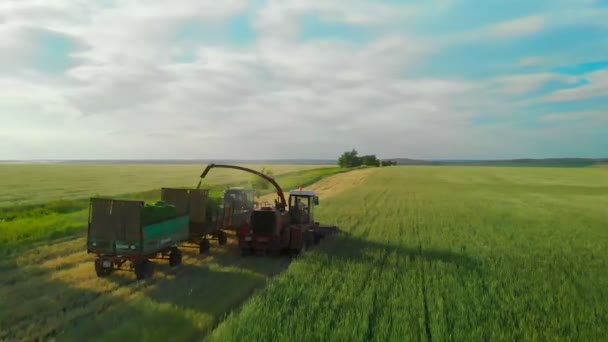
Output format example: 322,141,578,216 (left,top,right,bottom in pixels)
0,164,329,208
209,166,608,341
0,166,352,341
0,165,340,253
